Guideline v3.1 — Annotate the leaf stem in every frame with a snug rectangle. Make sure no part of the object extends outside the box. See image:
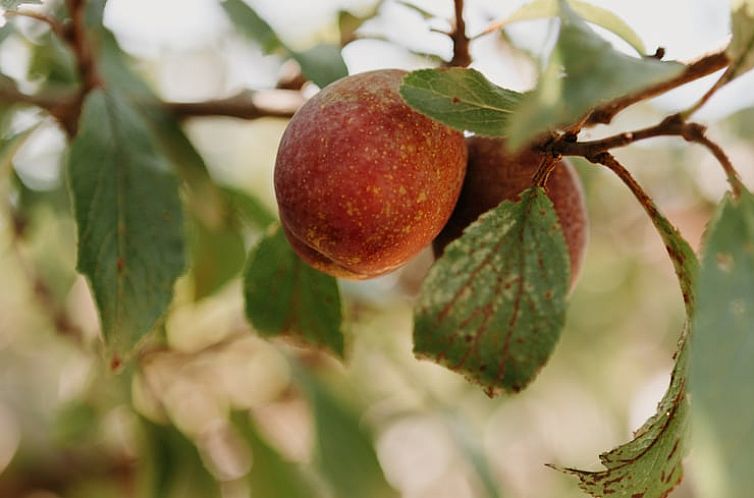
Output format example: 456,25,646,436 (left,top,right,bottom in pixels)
687,134,745,198
531,153,560,188
584,50,729,126
679,68,730,120
588,152,697,310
